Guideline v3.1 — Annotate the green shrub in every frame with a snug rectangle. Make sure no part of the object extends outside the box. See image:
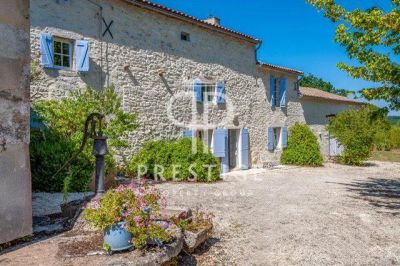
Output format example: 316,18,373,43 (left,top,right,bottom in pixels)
30,129,93,192
328,106,383,165
389,126,400,149
30,86,137,192
280,123,323,167
127,138,220,182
